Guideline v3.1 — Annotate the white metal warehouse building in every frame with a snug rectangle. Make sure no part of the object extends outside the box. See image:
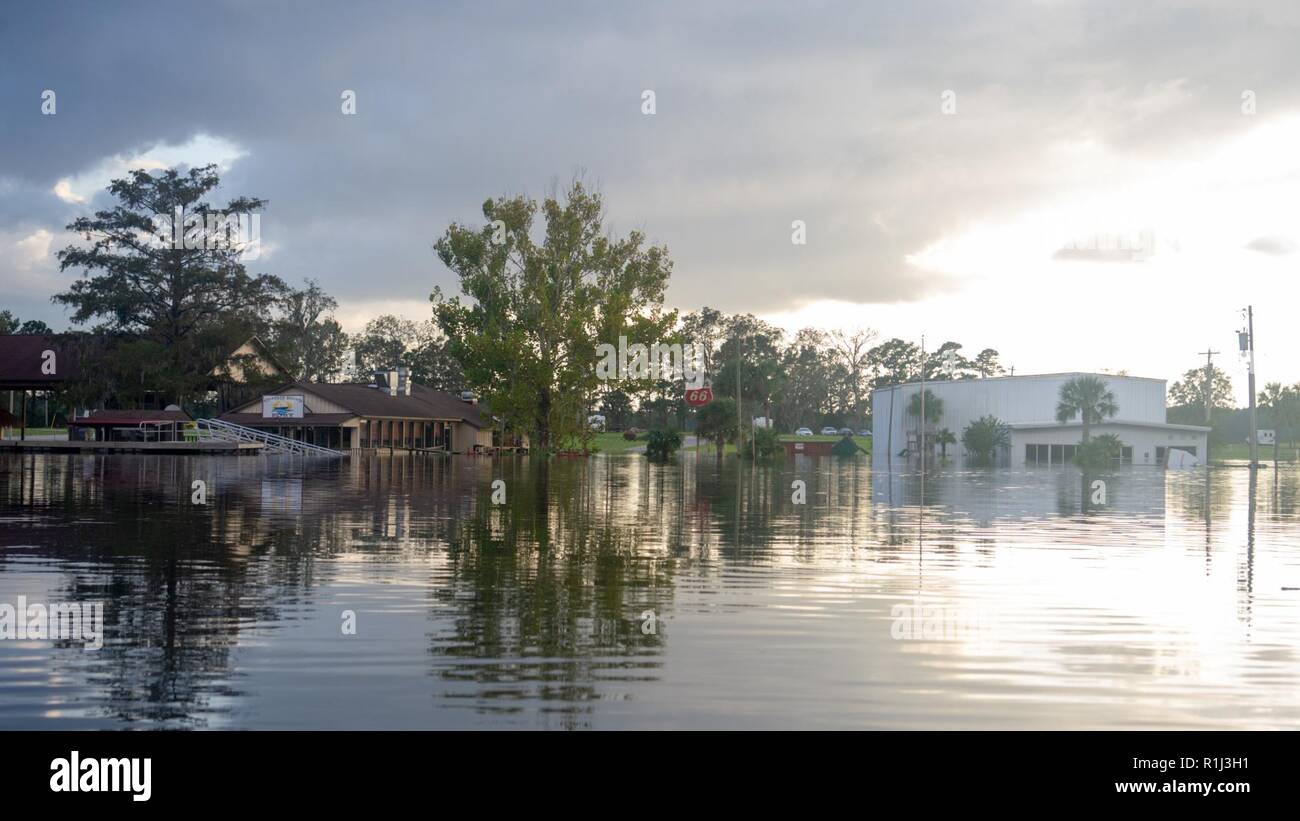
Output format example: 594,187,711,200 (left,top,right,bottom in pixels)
871,372,1209,469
